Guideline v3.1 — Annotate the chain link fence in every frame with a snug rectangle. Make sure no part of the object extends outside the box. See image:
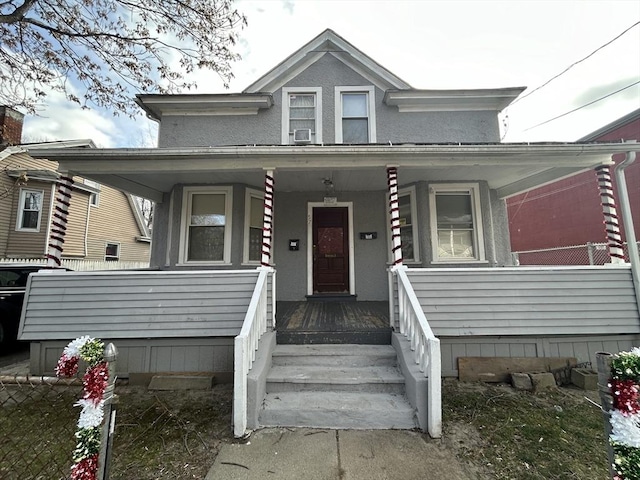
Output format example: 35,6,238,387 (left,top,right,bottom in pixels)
0,374,233,480
0,376,81,479
512,242,640,266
